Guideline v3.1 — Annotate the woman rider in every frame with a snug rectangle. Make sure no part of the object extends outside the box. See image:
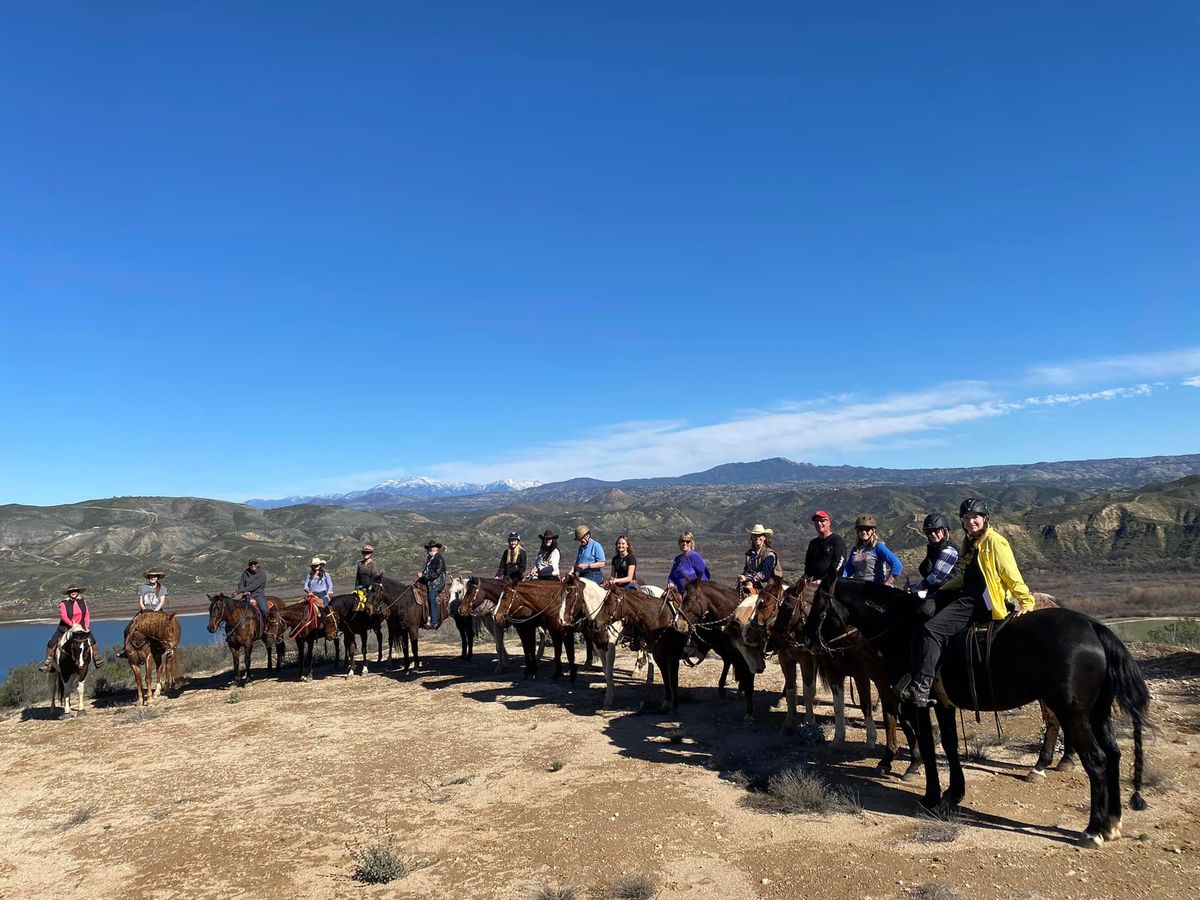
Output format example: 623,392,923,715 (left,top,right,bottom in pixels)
530,529,560,579
667,532,710,595
119,569,169,654
899,498,1035,707
496,532,527,585
39,585,104,671
609,535,639,590
843,514,903,585
304,557,333,606
910,514,959,593
737,524,782,594
419,540,447,629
